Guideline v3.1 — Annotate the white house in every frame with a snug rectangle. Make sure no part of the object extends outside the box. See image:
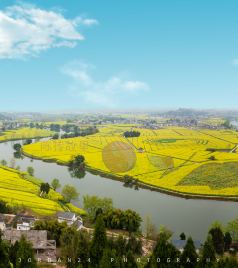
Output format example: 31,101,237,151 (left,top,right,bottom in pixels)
17,222,31,231
57,212,83,227
16,215,36,231
57,212,77,226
